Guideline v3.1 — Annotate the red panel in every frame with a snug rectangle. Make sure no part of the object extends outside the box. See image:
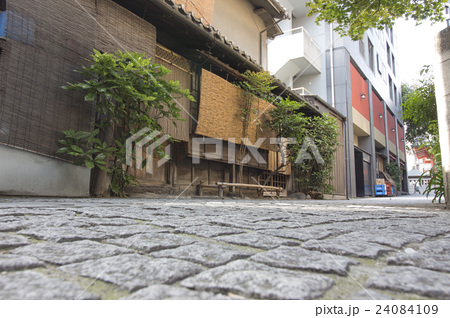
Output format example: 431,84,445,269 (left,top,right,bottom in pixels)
397,122,405,152
351,64,370,121
387,111,396,144
372,92,385,133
